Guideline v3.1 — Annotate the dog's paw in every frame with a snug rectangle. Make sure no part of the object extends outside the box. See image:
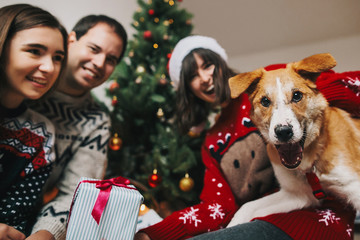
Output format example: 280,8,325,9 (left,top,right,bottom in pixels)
227,203,255,228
